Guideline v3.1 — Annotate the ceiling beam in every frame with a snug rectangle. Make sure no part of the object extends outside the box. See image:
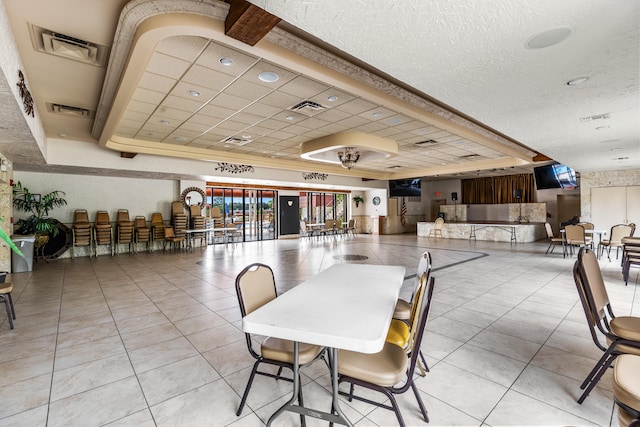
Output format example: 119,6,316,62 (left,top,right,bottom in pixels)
225,0,281,46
